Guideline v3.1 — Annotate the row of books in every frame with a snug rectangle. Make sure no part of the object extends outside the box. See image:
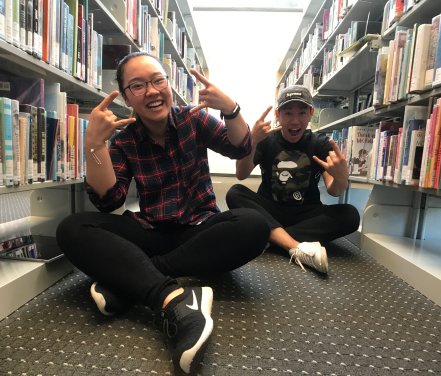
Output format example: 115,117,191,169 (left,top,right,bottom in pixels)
125,1,201,104
0,233,62,262
128,0,200,73
0,1,200,101
381,0,423,34
0,77,88,188
280,0,380,93
331,102,441,189
0,0,104,90
373,14,441,107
